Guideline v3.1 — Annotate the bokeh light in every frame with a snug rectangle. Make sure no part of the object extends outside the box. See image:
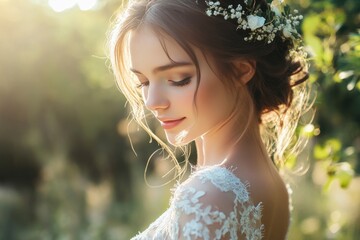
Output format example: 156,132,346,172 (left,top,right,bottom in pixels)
48,0,97,12
78,0,97,11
